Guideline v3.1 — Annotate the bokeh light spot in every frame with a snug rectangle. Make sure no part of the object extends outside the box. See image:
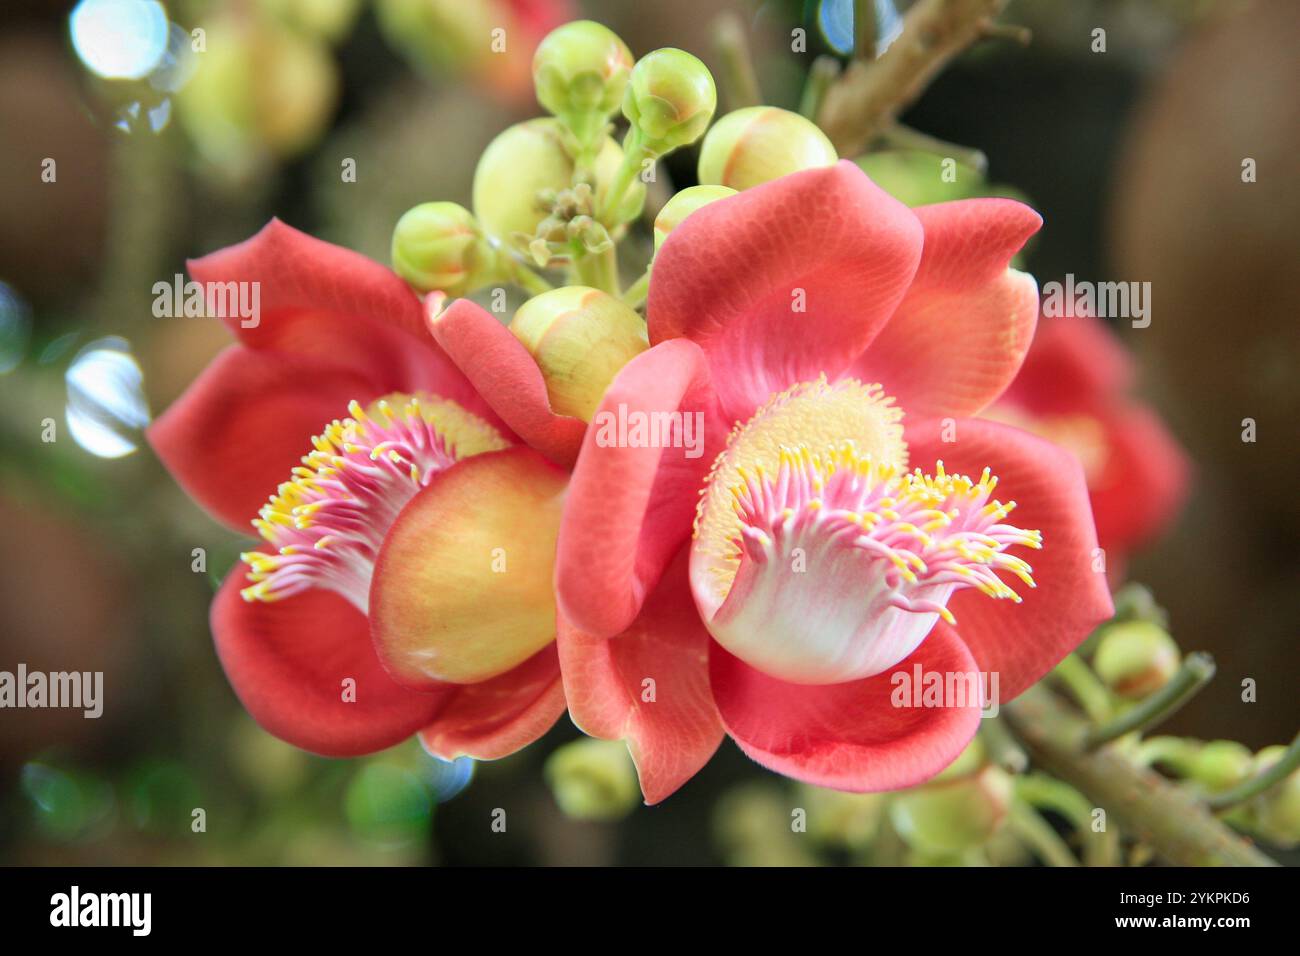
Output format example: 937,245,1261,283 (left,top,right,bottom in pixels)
70,0,170,81
65,336,151,459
